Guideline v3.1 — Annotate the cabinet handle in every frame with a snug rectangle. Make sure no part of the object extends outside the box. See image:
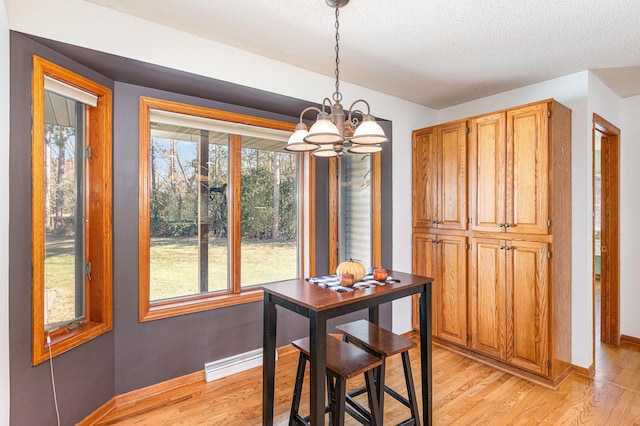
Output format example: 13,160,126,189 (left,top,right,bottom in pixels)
505,246,511,250
500,245,505,250
498,223,504,228
505,223,511,228
432,220,438,224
